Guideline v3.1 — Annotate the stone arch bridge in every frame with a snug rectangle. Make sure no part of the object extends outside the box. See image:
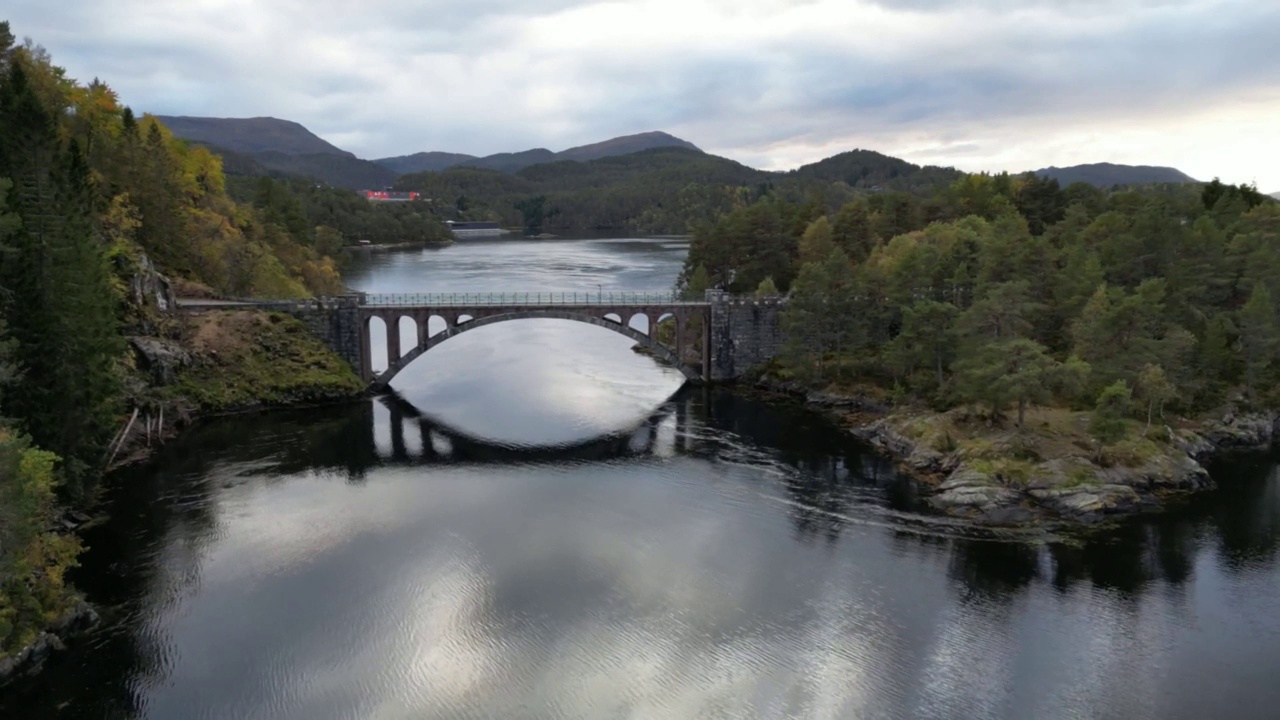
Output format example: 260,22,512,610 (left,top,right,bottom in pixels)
177,291,784,387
